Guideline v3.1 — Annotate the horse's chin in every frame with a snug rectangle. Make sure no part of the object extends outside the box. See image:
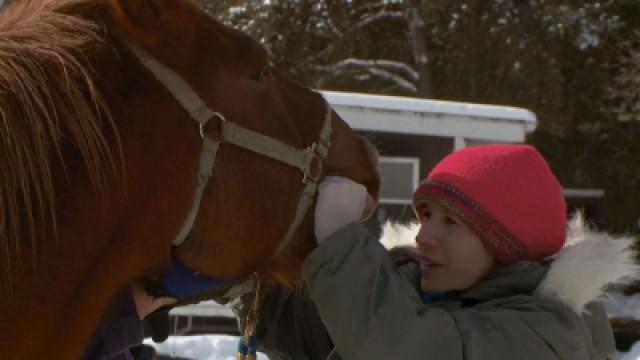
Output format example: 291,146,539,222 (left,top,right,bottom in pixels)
264,261,304,288
262,243,314,287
